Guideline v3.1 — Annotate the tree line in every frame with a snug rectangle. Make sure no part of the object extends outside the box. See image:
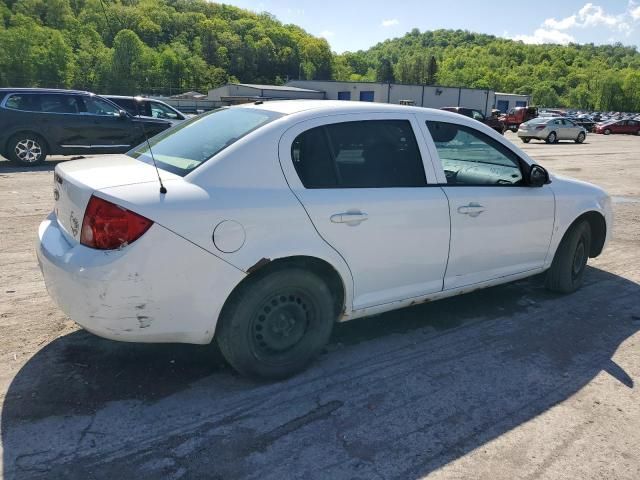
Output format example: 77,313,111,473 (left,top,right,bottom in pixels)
1,1,640,111
0,0,333,95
